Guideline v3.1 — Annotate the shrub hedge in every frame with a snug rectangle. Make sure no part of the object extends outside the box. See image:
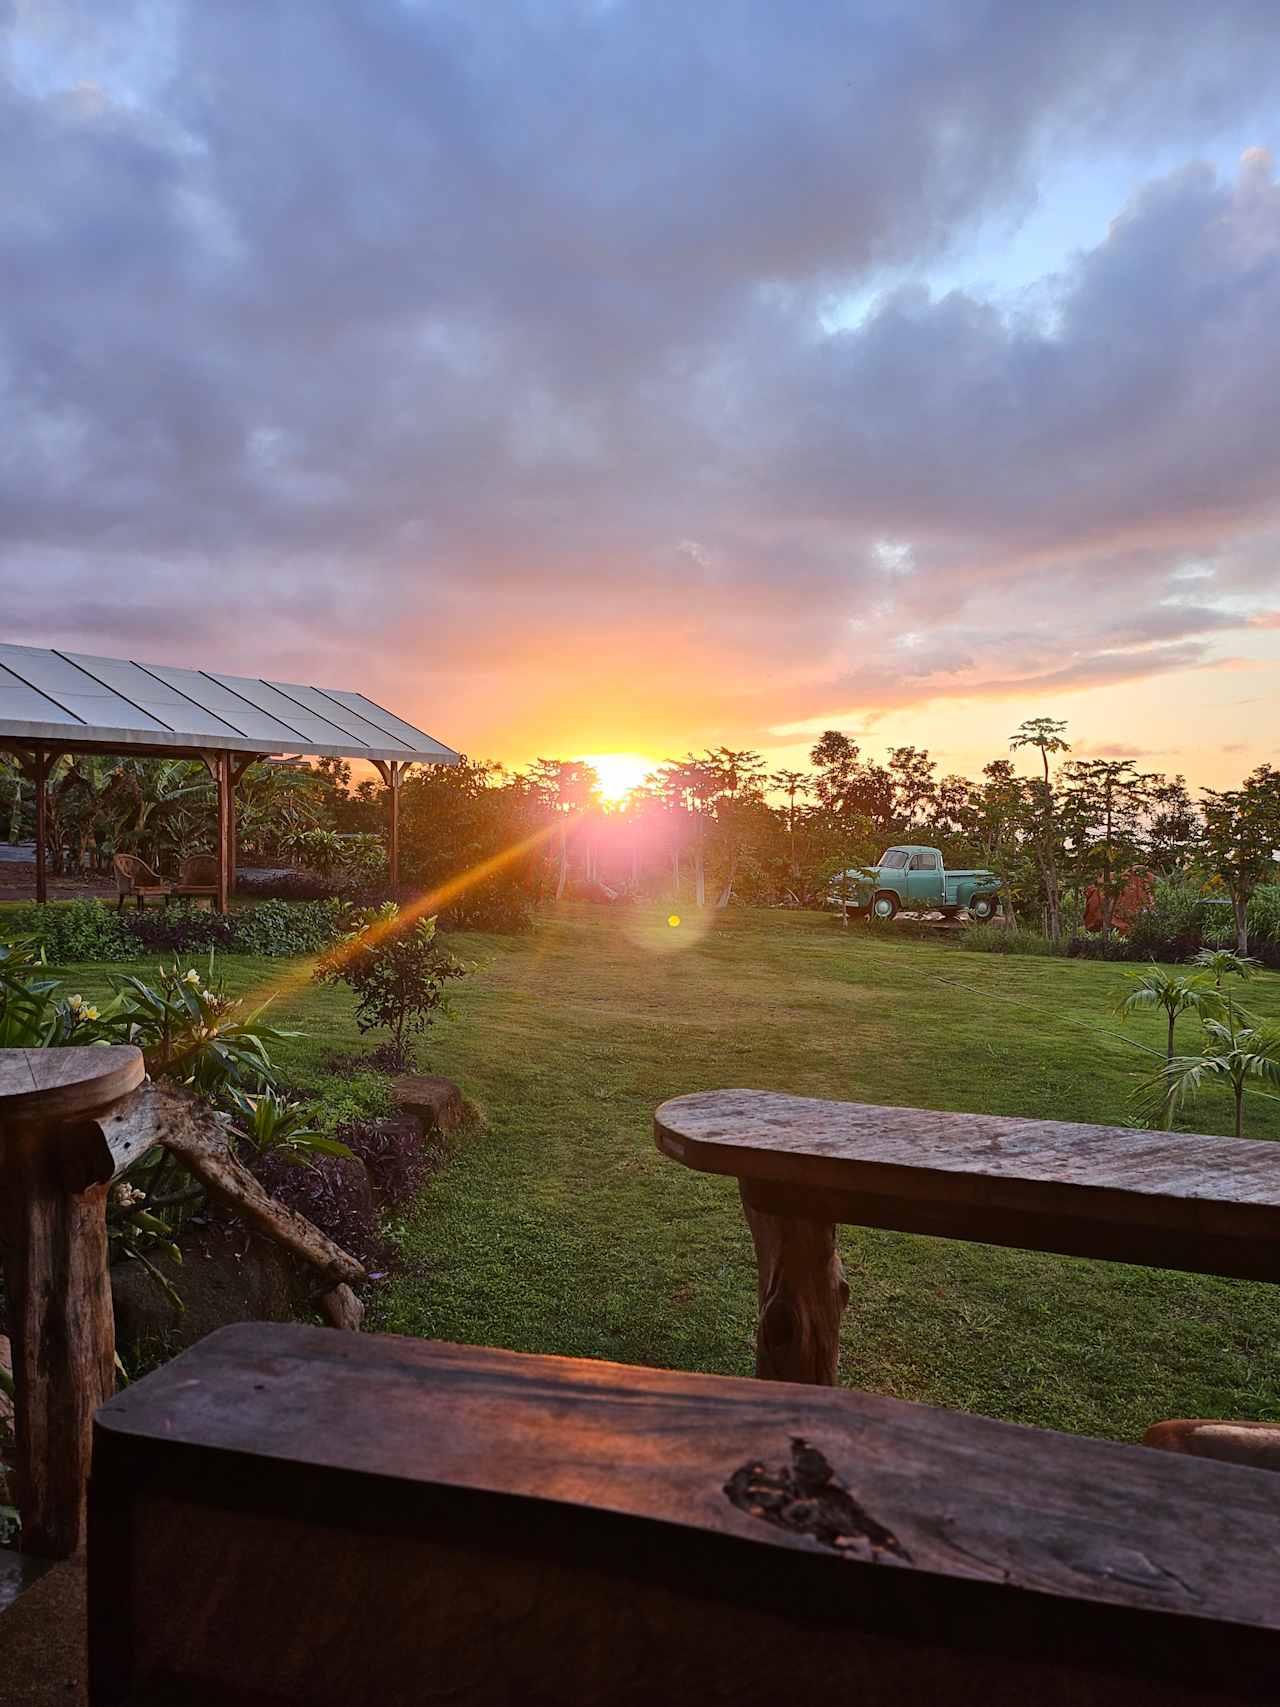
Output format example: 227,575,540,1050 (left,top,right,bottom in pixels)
1,897,349,962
